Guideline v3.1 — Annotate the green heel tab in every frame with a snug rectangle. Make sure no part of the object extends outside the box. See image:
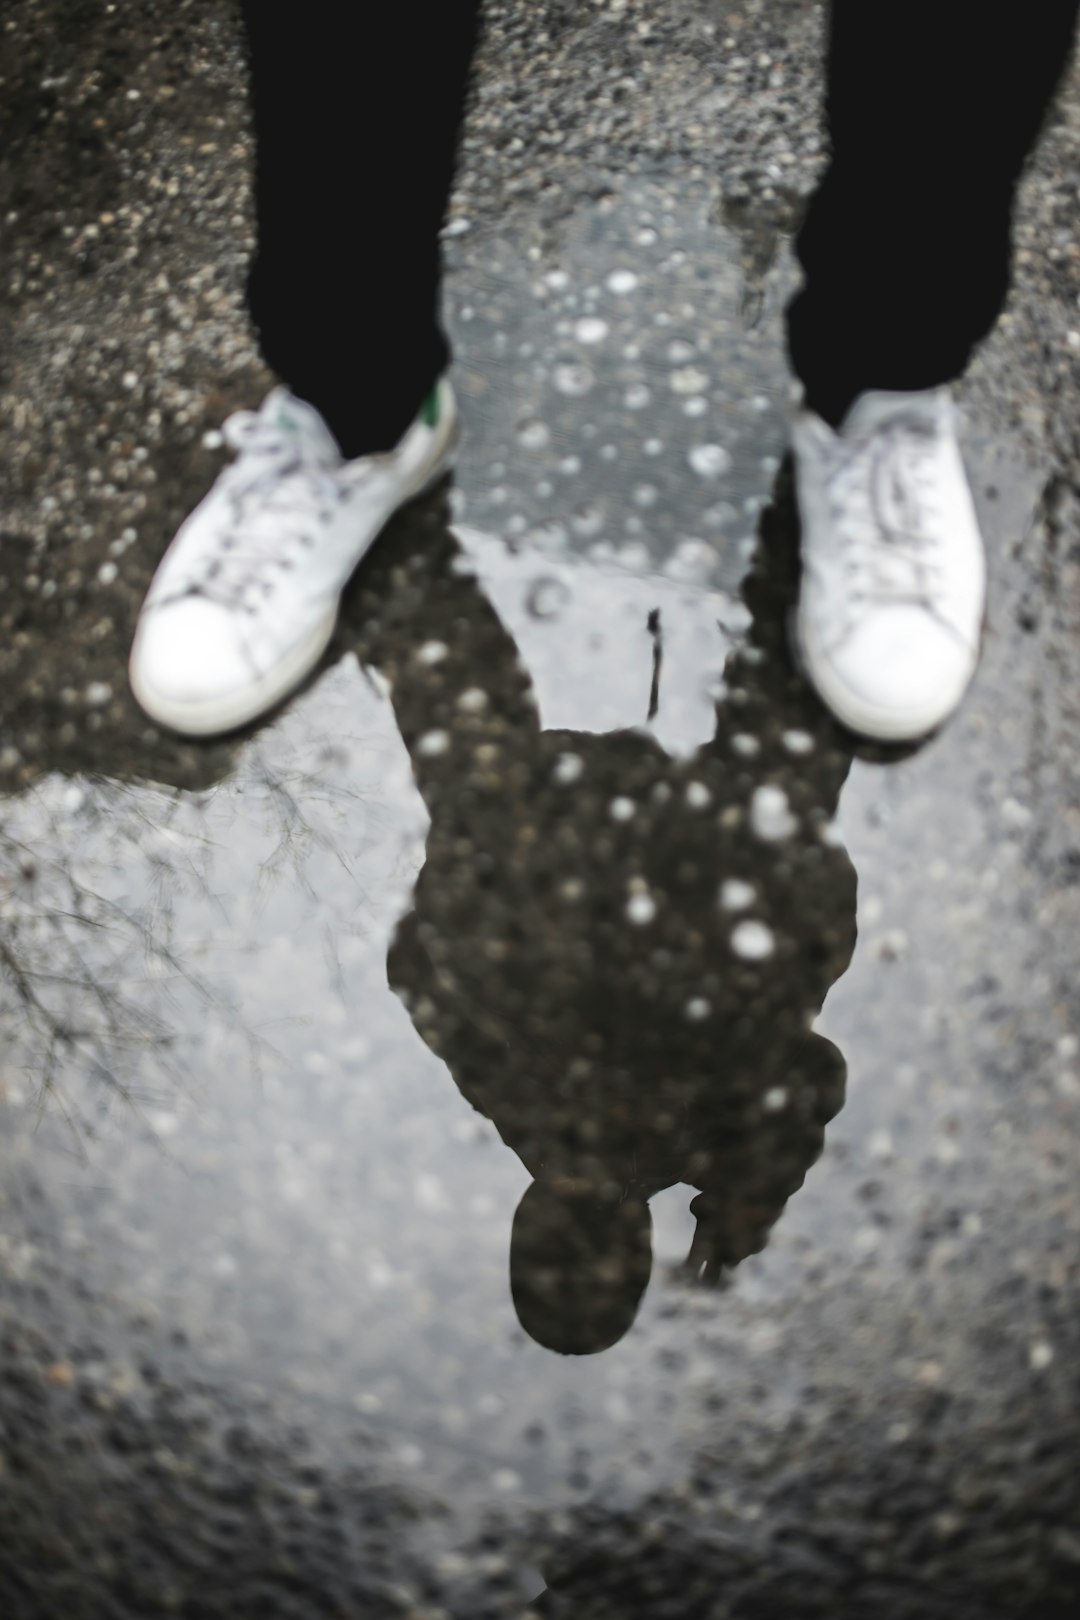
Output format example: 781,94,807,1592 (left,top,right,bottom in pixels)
420,385,441,428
